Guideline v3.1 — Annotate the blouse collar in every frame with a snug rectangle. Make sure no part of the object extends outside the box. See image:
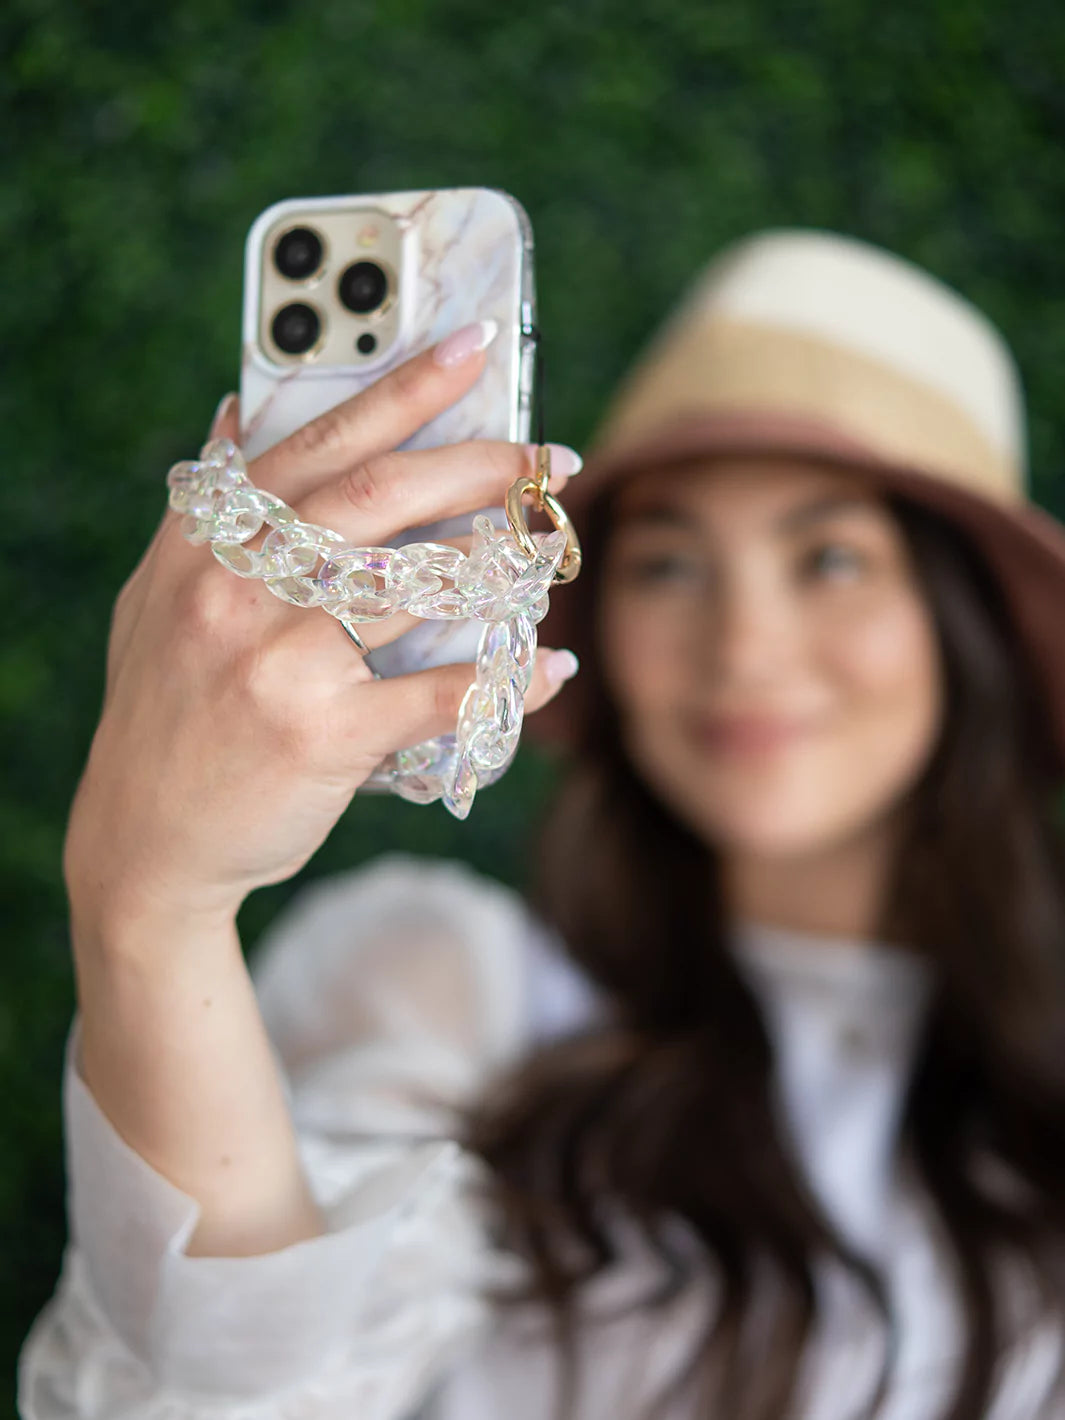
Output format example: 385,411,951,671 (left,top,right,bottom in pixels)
725,917,938,1252
729,916,936,1020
